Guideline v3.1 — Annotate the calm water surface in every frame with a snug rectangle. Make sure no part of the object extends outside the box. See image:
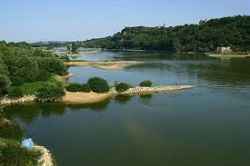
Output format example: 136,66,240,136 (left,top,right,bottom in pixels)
4,52,250,166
